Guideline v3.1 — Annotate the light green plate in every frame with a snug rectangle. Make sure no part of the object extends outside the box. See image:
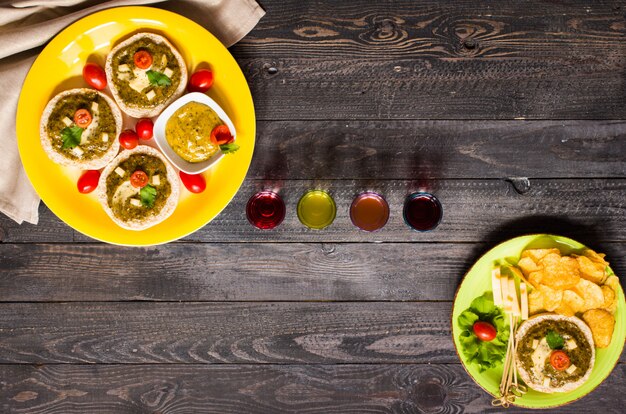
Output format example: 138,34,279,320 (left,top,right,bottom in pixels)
451,234,625,408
